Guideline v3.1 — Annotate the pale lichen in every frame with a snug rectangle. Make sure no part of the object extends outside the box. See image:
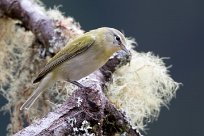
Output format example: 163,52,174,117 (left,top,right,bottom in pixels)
106,38,180,131
0,17,38,134
79,120,95,136
0,5,83,135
